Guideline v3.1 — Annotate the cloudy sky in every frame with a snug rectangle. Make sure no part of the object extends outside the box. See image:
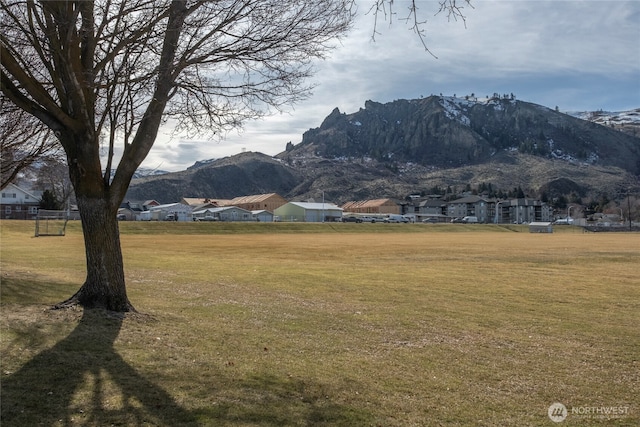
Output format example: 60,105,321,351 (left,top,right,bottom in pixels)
141,0,640,172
